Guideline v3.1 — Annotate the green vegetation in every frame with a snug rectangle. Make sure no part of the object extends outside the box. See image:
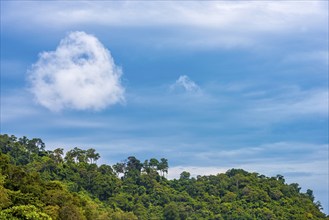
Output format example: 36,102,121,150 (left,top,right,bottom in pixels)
0,134,327,219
